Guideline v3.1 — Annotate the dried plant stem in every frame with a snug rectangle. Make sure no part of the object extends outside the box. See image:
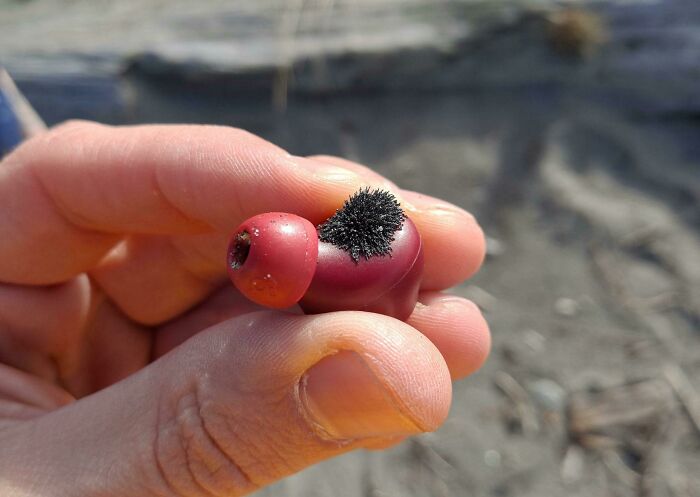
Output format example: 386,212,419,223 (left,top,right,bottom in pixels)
0,68,46,138
664,364,700,440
